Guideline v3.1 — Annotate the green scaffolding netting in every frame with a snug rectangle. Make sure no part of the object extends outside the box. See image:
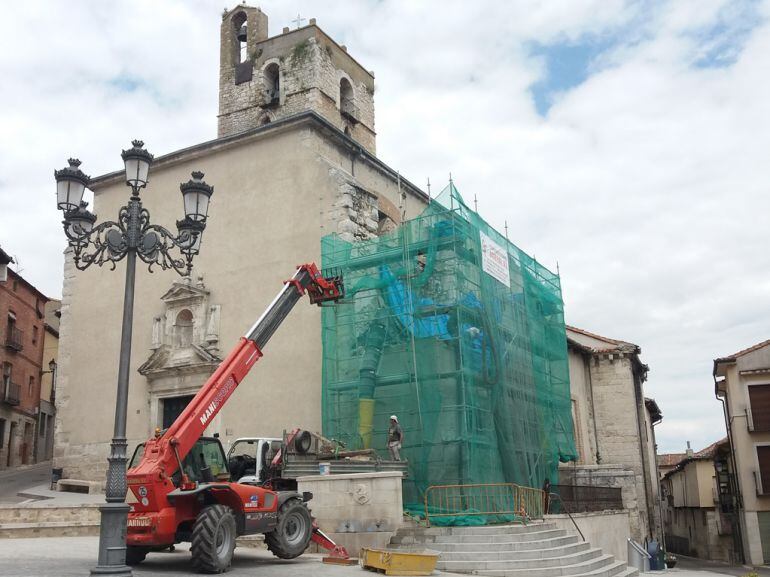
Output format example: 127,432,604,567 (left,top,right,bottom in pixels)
321,183,577,522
